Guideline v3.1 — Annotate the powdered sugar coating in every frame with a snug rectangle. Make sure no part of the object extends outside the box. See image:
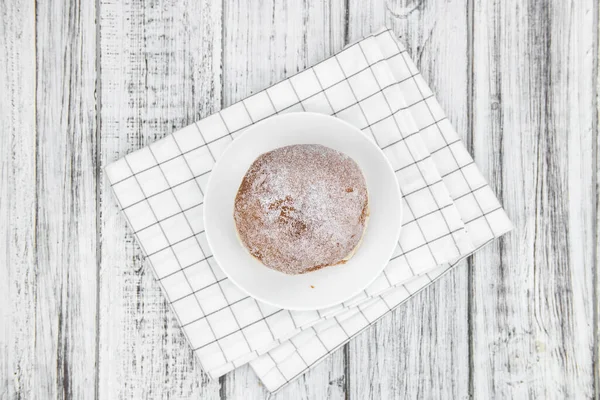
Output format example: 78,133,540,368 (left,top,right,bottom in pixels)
234,144,368,275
